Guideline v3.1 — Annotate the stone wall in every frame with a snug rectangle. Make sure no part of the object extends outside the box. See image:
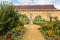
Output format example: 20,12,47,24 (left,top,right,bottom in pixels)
18,10,60,20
